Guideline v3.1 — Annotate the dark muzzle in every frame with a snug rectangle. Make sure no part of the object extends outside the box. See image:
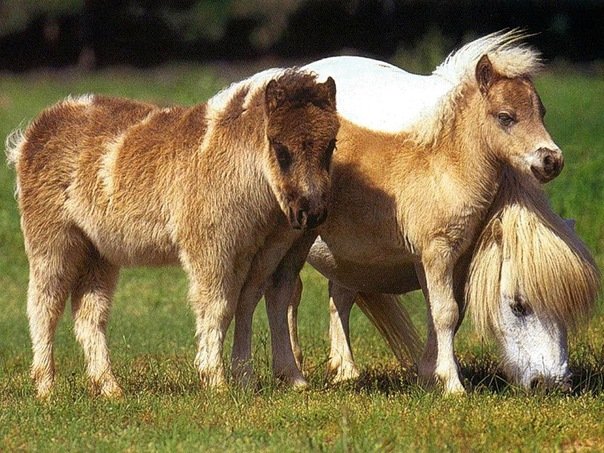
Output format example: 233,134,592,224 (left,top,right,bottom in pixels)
531,147,564,183
288,196,328,230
